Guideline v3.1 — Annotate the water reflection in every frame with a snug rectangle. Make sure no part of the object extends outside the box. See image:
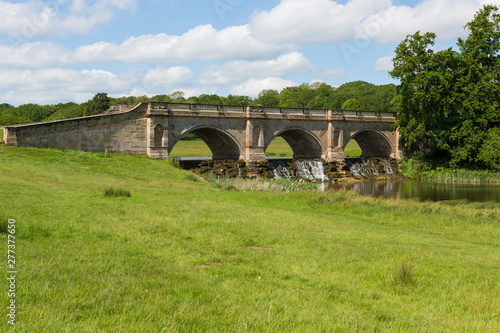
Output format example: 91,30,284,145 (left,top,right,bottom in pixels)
324,180,500,203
